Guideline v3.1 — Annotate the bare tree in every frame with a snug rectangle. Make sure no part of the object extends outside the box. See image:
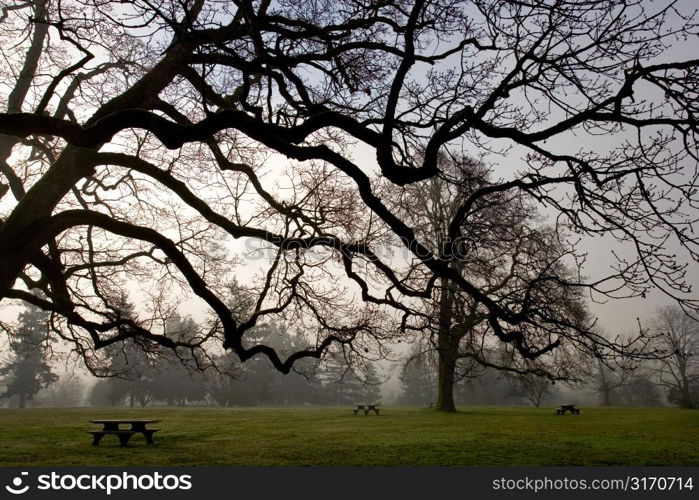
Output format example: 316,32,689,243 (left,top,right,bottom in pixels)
616,370,662,407
35,370,84,407
388,153,591,411
507,373,554,408
0,1,697,385
651,306,699,408
591,357,631,406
